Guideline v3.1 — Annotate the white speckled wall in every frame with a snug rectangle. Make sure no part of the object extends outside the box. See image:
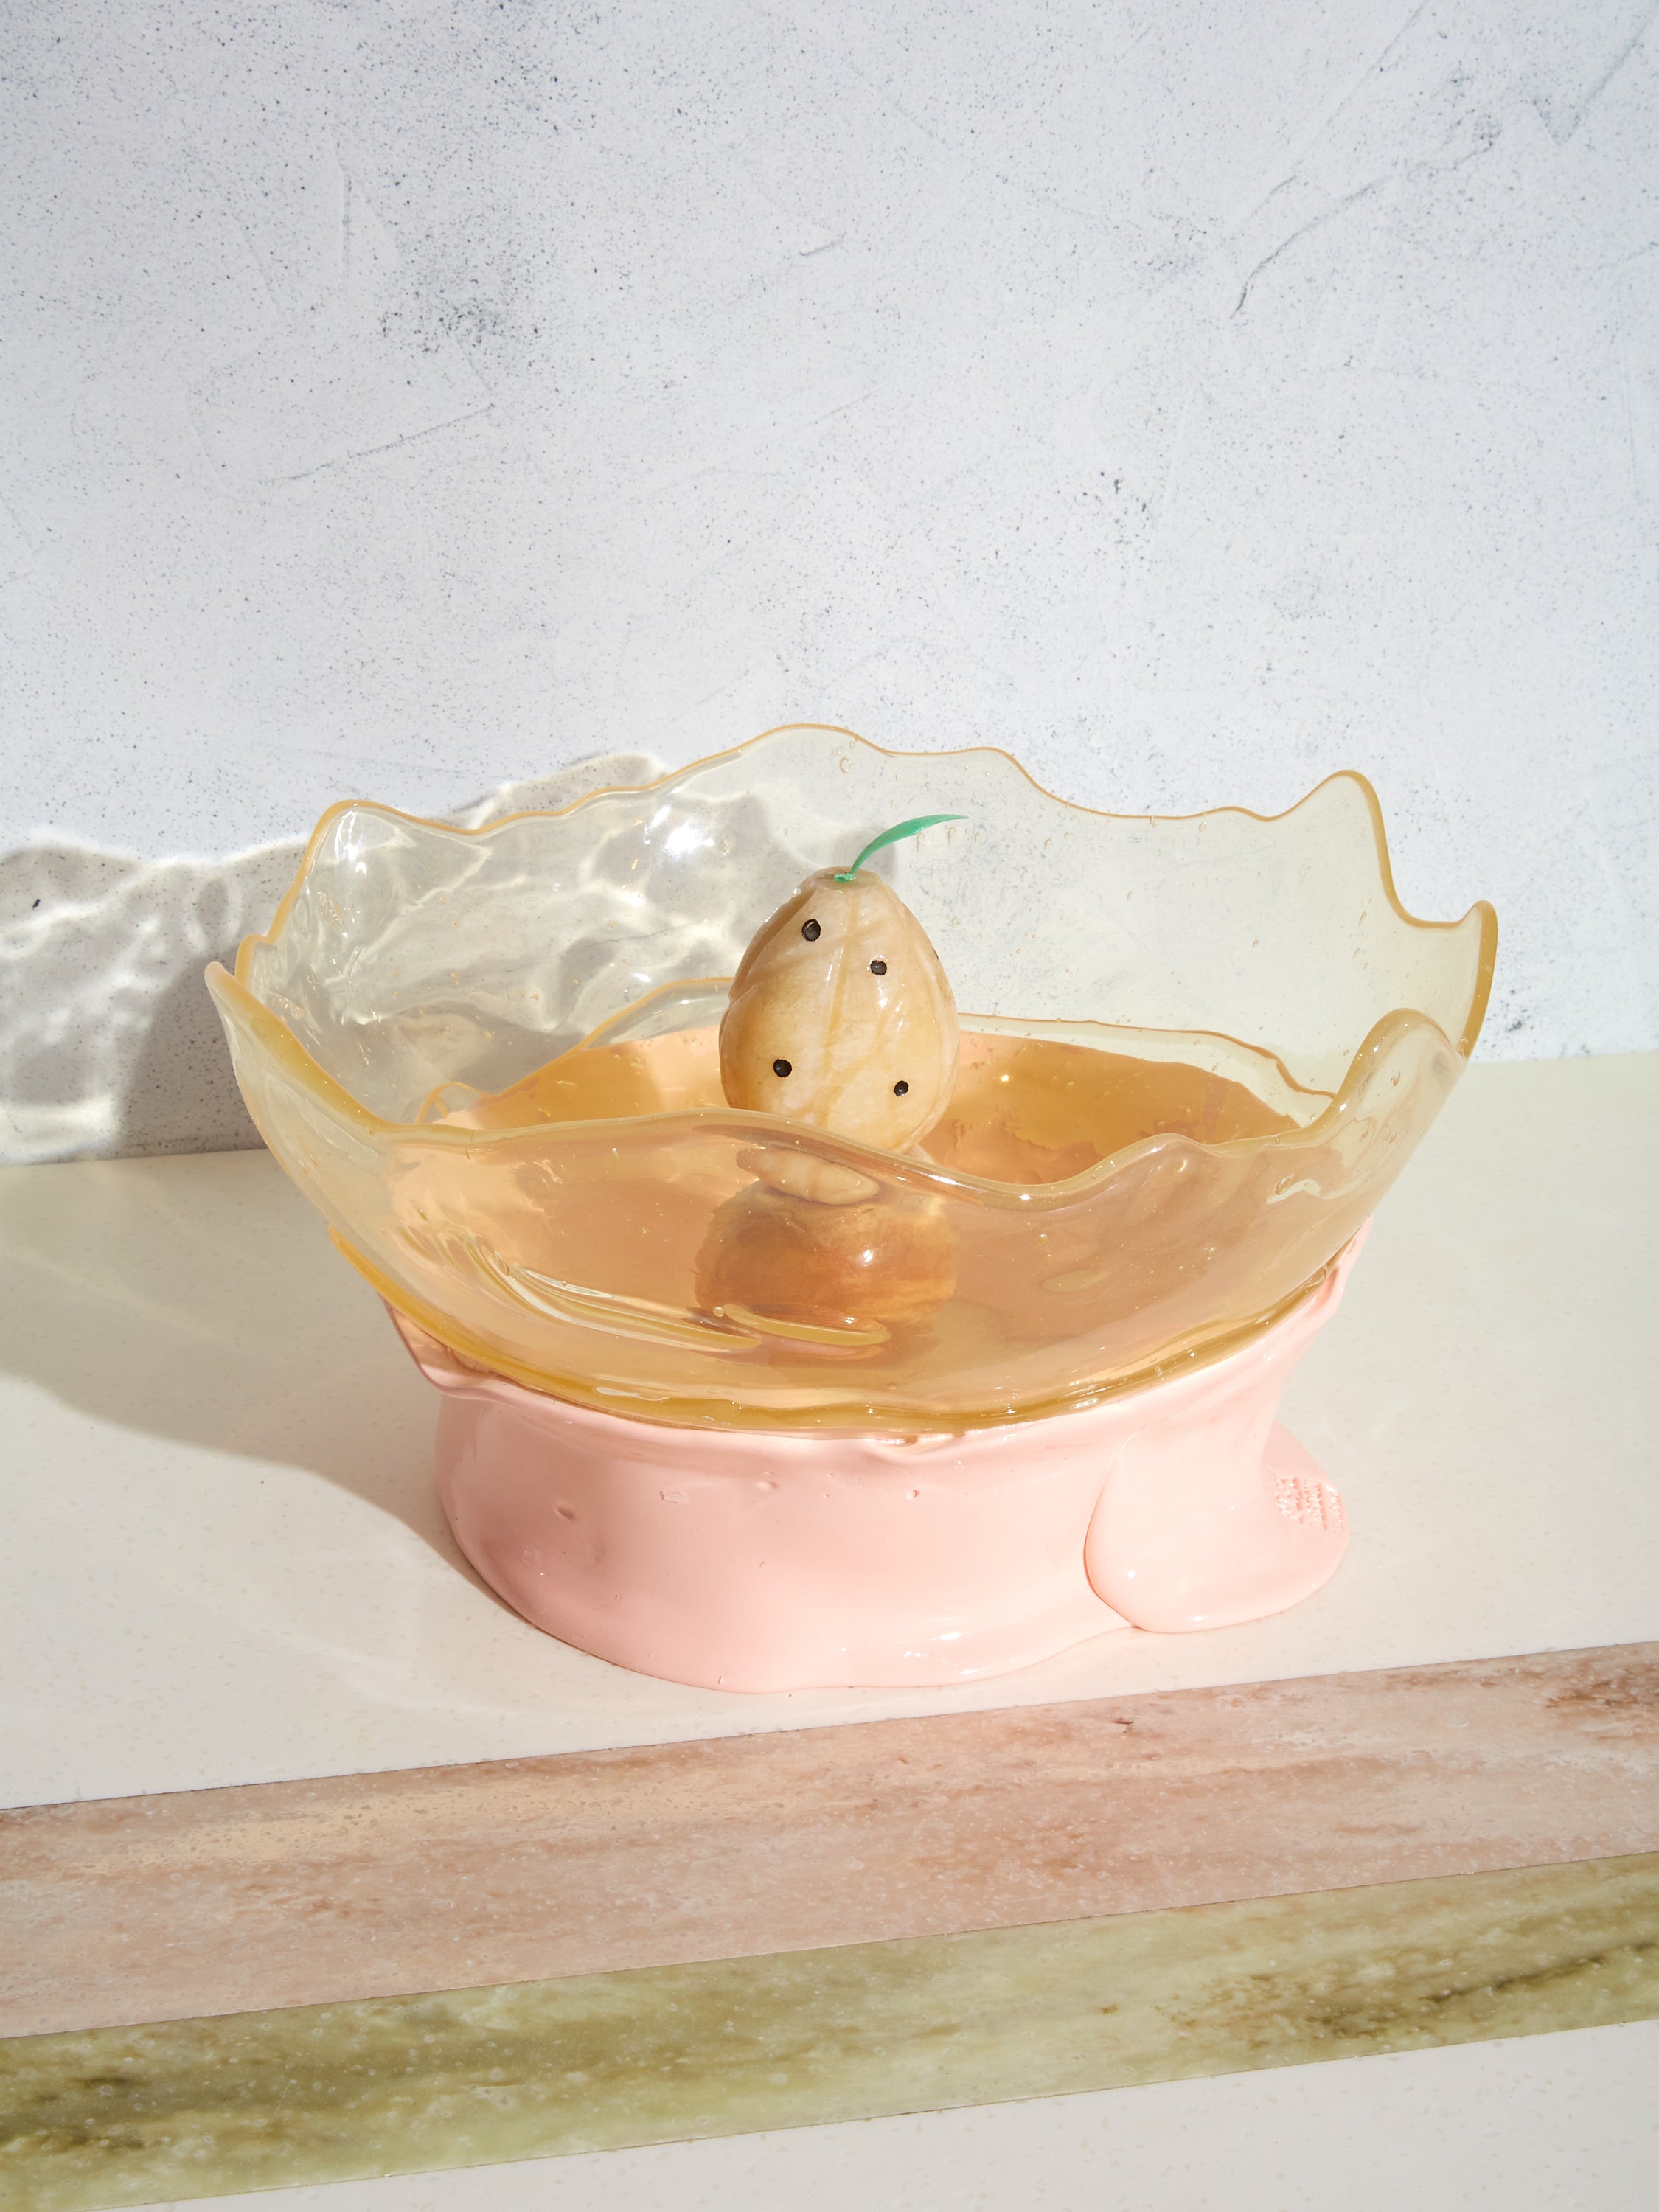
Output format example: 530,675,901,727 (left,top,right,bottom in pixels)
1,1,1656,1160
